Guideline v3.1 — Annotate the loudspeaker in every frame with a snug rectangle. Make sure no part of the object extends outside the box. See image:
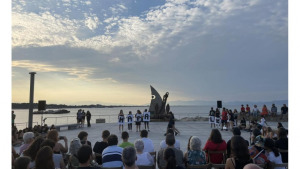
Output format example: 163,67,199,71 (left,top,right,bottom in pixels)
217,100,222,108
38,100,46,111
